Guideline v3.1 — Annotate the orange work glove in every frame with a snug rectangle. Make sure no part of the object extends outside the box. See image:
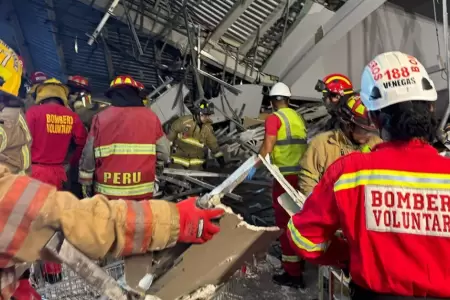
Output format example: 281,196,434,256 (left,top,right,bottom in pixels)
176,197,224,244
